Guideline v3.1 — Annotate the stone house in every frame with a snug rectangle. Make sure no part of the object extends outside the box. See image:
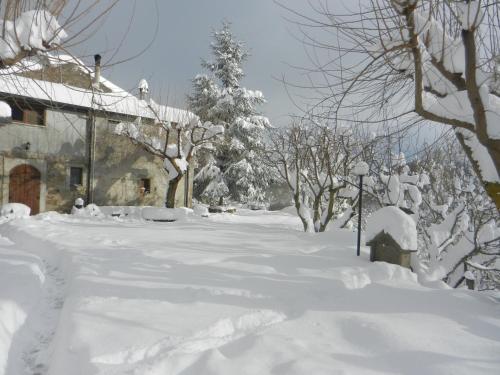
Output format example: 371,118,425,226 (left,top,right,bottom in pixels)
0,55,193,214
